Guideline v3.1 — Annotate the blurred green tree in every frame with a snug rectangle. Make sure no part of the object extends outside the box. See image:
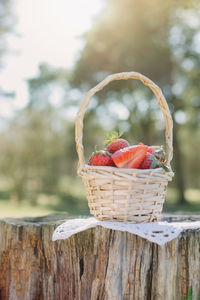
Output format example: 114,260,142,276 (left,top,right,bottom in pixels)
0,64,69,203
